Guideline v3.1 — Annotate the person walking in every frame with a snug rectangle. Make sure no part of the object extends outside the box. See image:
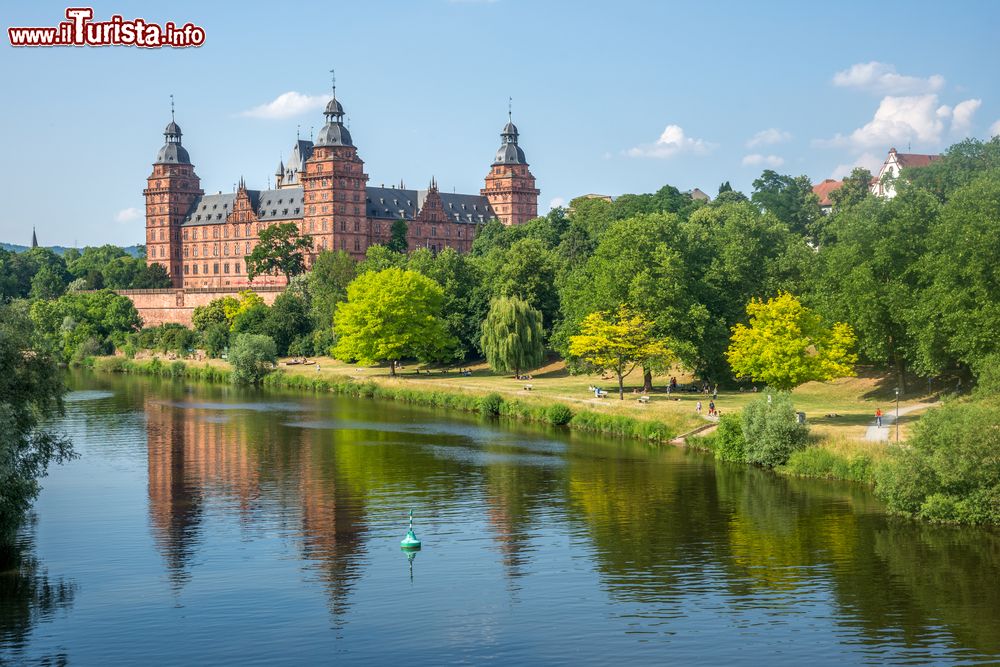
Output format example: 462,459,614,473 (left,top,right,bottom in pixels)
875,408,883,428
696,400,702,415
708,400,716,416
